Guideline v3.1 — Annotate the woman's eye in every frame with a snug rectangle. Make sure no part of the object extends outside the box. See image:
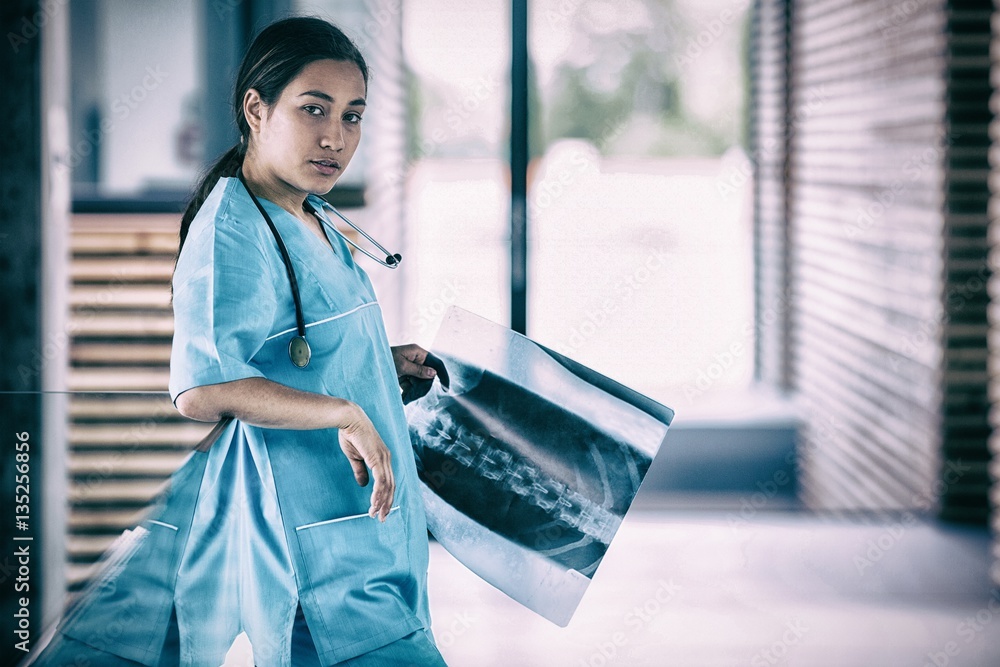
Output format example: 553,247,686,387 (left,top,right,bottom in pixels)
304,105,325,116
345,112,363,125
